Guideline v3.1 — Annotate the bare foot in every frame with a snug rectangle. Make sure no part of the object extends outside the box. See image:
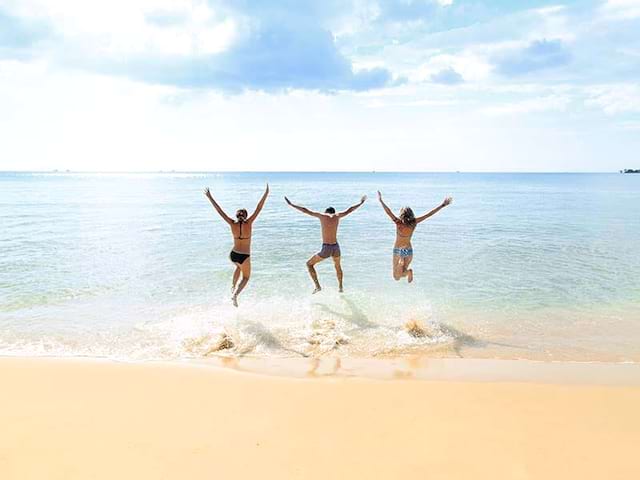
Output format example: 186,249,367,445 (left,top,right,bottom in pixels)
407,269,413,283
339,286,344,293
312,286,322,294
231,295,238,307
